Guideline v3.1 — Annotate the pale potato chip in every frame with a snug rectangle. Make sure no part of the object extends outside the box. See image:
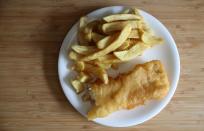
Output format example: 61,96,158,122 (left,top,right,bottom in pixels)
92,60,112,69
79,17,88,29
92,32,105,43
71,79,84,93
81,24,132,61
128,29,140,39
84,63,108,84
103,14,141,22
97,30,139,49
77,72,89,83
96,33,118,49
117,39,130,51
78,17,89,45
132,8,140,15
102,20,138,34
141,32,163,47
74,61,85,71
69,51,82,60
71,45,97,55
114,42,146,61
82,20,100,43
69,7,164,87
